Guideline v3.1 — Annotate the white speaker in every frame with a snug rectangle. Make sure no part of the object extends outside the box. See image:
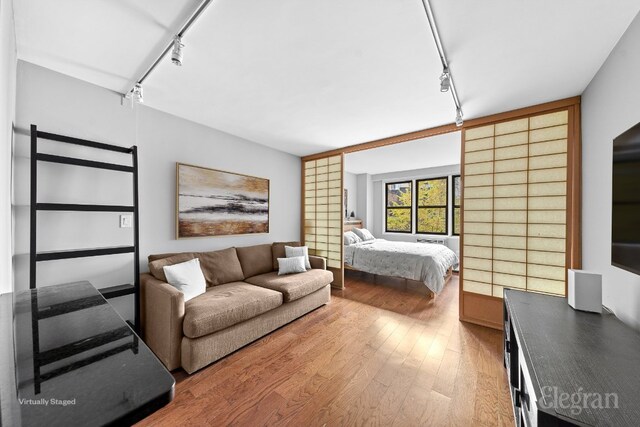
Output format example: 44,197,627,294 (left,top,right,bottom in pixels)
568,269,602,313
